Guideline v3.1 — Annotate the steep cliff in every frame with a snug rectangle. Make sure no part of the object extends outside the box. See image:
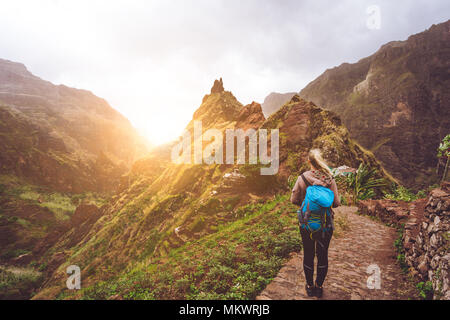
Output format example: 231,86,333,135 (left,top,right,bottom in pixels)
300,20,450,190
